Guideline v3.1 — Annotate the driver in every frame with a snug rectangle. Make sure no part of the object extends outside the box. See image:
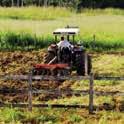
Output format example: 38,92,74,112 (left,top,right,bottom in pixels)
57,36,72,50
